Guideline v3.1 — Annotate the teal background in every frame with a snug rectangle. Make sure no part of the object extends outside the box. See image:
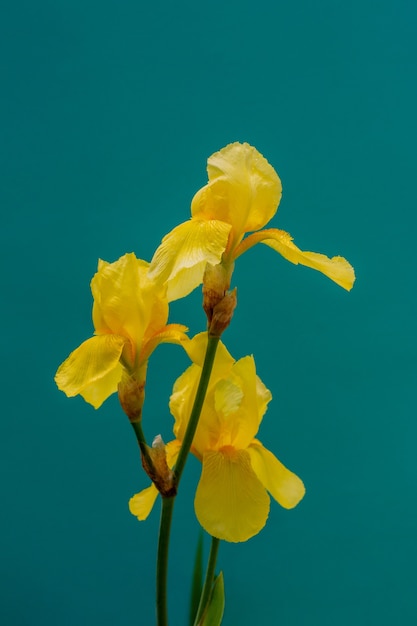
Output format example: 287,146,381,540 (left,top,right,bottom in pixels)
1,1,416,624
